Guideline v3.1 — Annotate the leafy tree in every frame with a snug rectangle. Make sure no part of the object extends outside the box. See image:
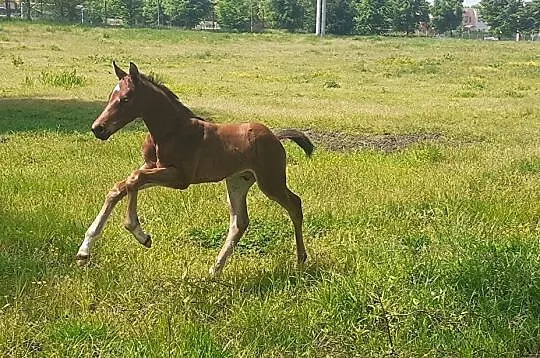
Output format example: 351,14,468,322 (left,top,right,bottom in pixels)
123,0,145,25
216,0,251,31
23,0,32,19
142,0,165,25
267,0,305,31
354,0,389,34
297,0,314,32
480,0,524,36
163,0,212,27
386,0,430,34
326,0,355,34
48,0,83,21
431,0,463,33
83,0,104,23
83,0,129,24
520,0,540,32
